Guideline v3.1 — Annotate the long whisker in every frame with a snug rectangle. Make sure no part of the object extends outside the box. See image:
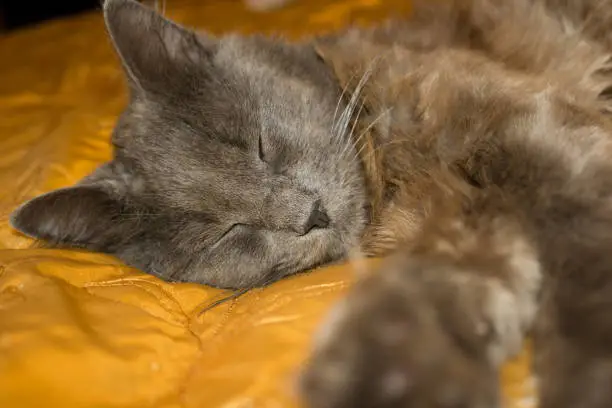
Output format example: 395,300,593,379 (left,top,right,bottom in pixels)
196,271,282,316
332,71,358,130
358,136,408,163
340,138,411,190
334,63,378,167
334,65,373,138
346,107,393,167
197,286,252,314
349,99,367,139
338,98,367,161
